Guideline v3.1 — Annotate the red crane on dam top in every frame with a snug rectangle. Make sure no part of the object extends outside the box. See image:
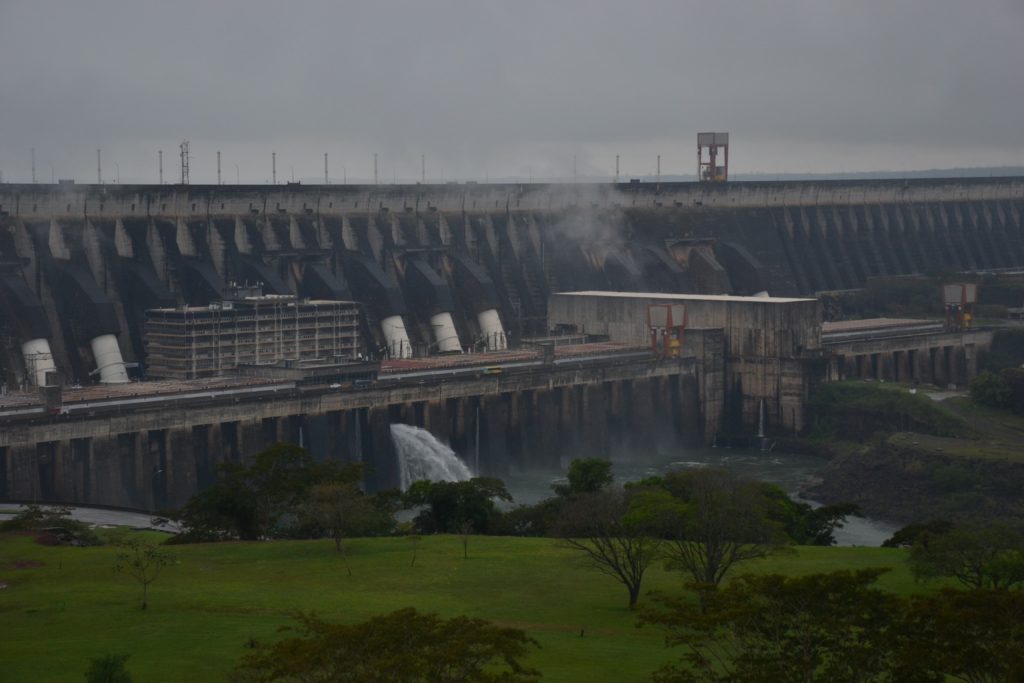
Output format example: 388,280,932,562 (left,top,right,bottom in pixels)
698,132,729,182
